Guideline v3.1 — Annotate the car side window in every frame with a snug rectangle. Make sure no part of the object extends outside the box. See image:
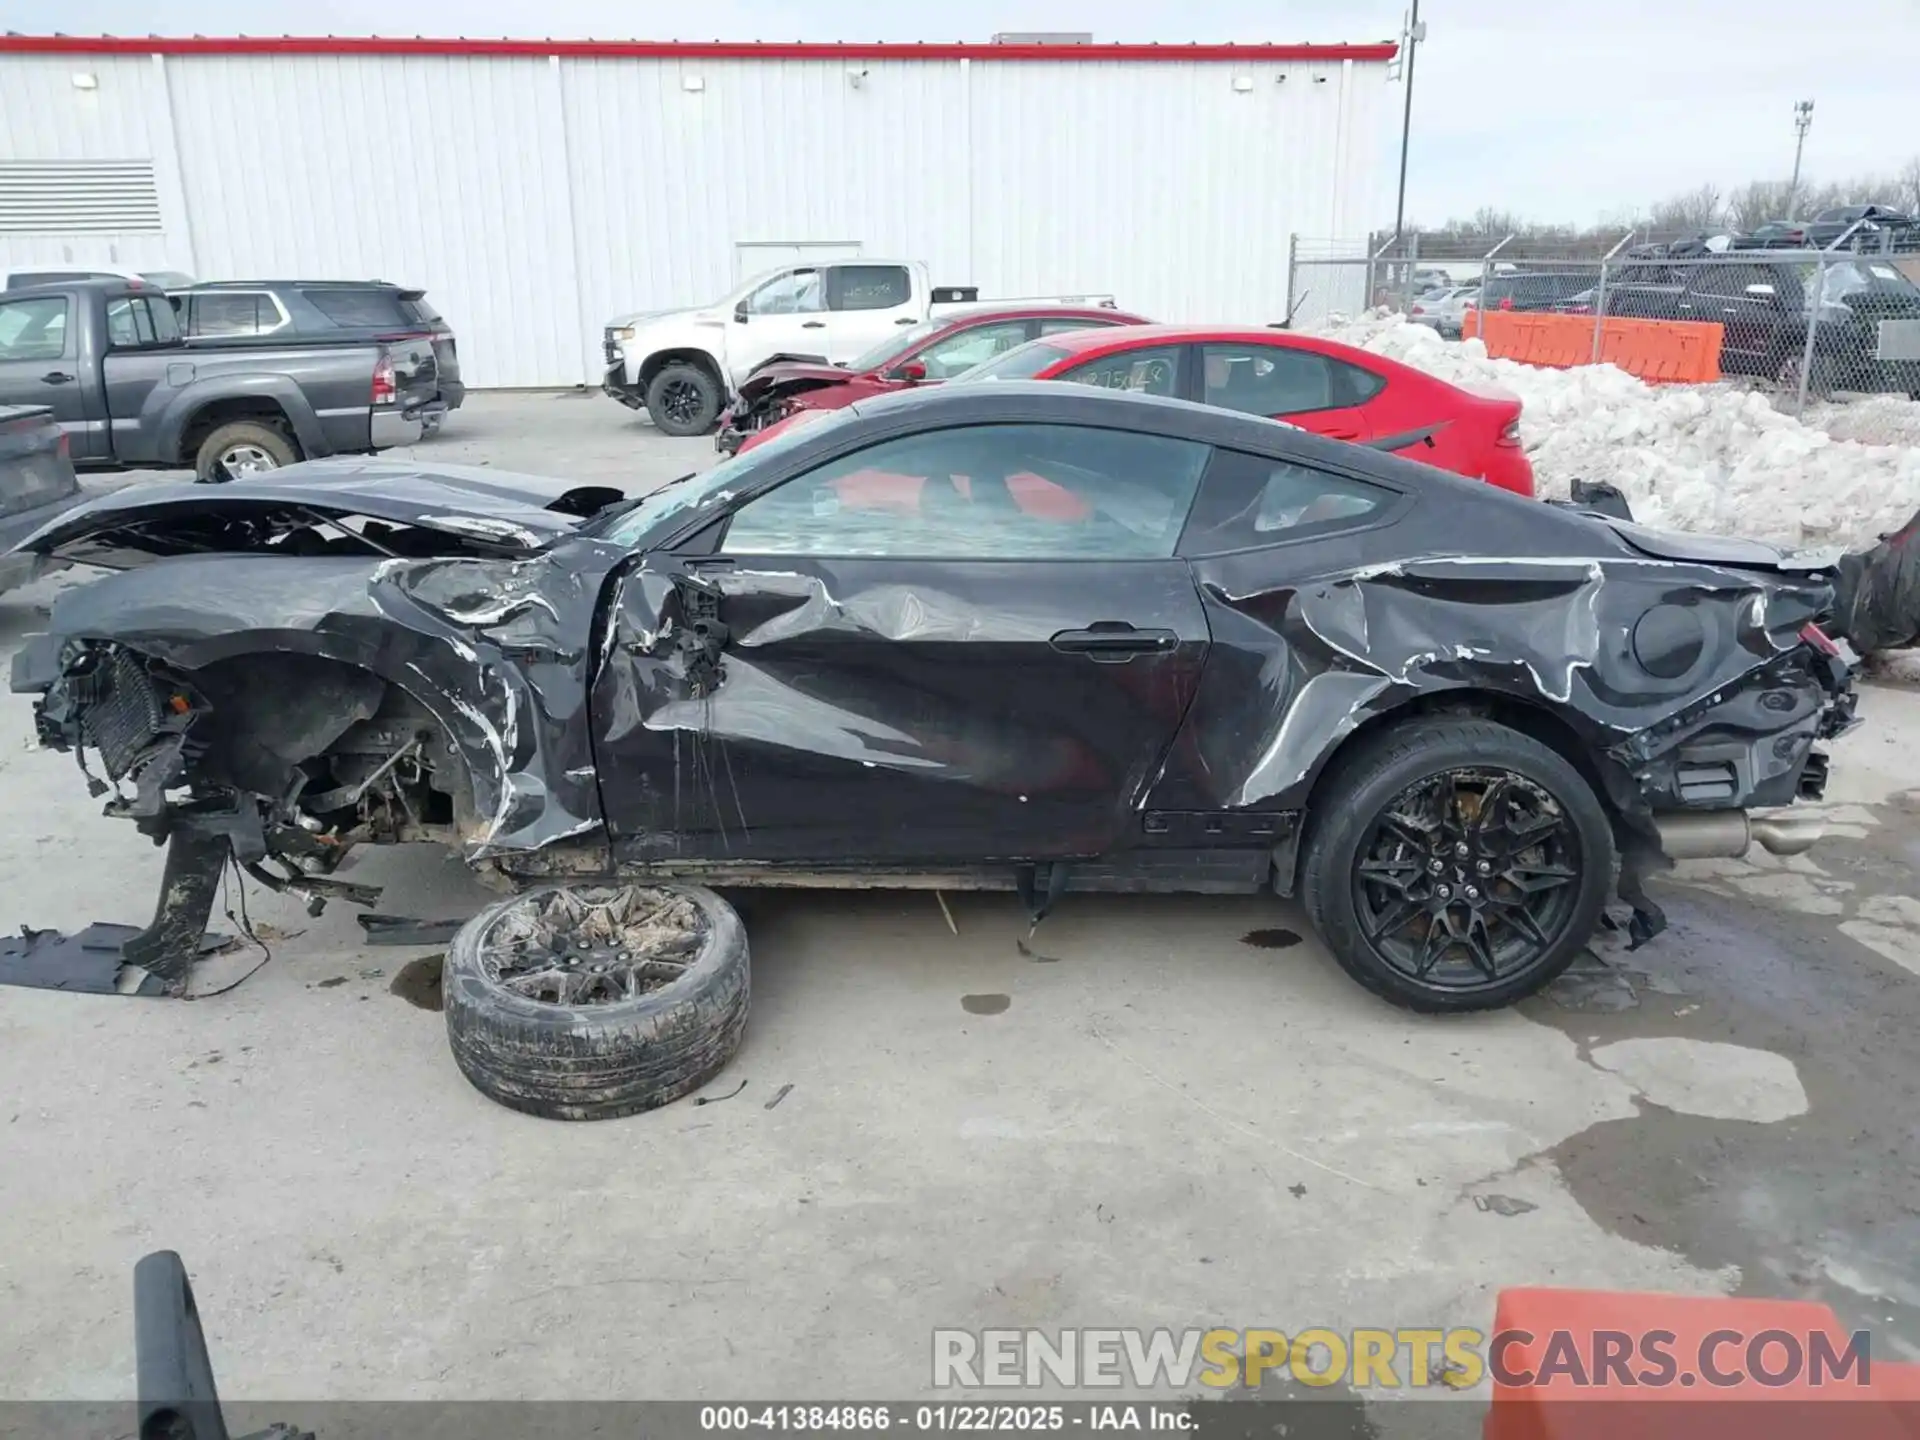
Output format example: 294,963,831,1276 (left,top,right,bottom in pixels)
189,291,273,337
911,321,1031,379
105,296,171,347
1200,344,1339,416
302,288,412,328
1036,316,1118,337
1059,345,1182,397
829,265,912,312
743,269,824,315
720,423,1211,561
1334,359,1386,404
1179,450,1398,554
0,296,70,359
